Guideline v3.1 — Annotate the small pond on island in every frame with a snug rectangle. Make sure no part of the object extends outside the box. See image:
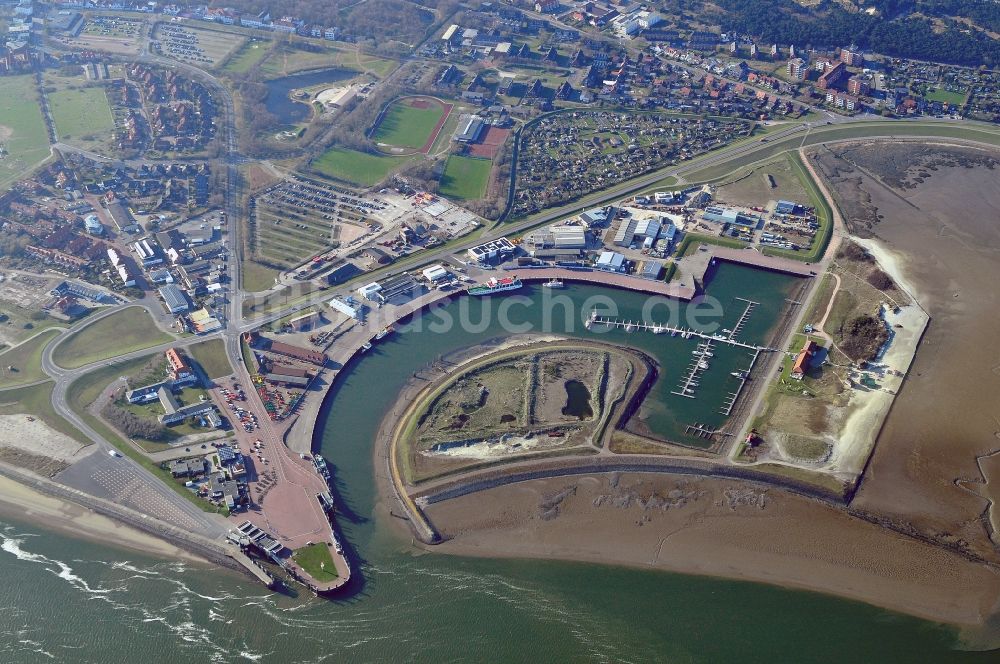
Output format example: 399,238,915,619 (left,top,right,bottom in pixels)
561,379,593,420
